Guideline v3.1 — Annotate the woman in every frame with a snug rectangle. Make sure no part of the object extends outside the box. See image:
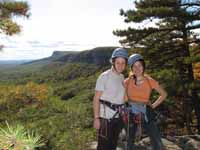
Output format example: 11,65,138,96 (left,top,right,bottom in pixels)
124,53,167,150
93,47,128,150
